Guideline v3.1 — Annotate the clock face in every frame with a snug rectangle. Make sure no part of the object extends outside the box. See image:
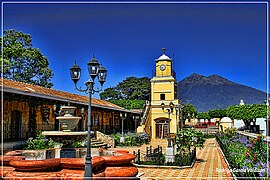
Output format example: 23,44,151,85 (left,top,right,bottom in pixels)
160,64,166,71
